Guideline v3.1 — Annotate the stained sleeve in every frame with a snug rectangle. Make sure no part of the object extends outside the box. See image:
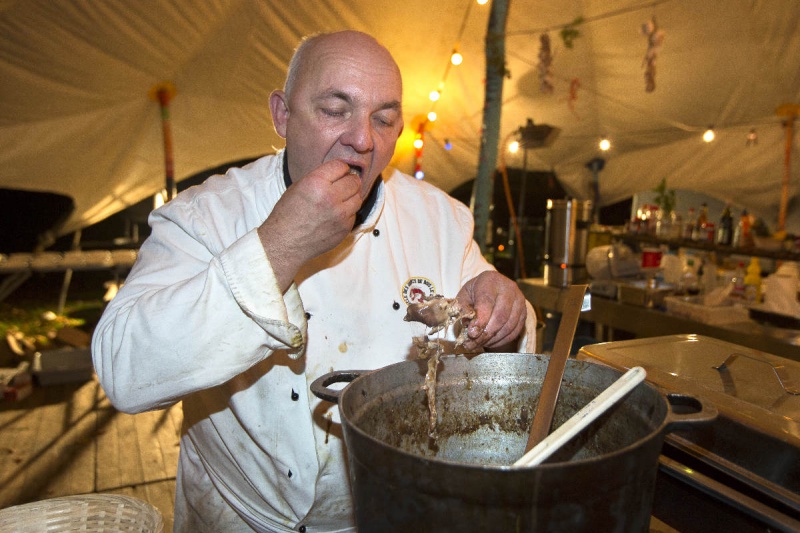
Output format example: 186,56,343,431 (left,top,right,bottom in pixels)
91,206,306,413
